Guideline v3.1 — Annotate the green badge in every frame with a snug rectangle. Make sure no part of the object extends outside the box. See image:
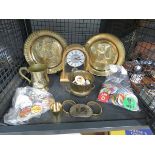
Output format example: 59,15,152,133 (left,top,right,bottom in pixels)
123,94,138,111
